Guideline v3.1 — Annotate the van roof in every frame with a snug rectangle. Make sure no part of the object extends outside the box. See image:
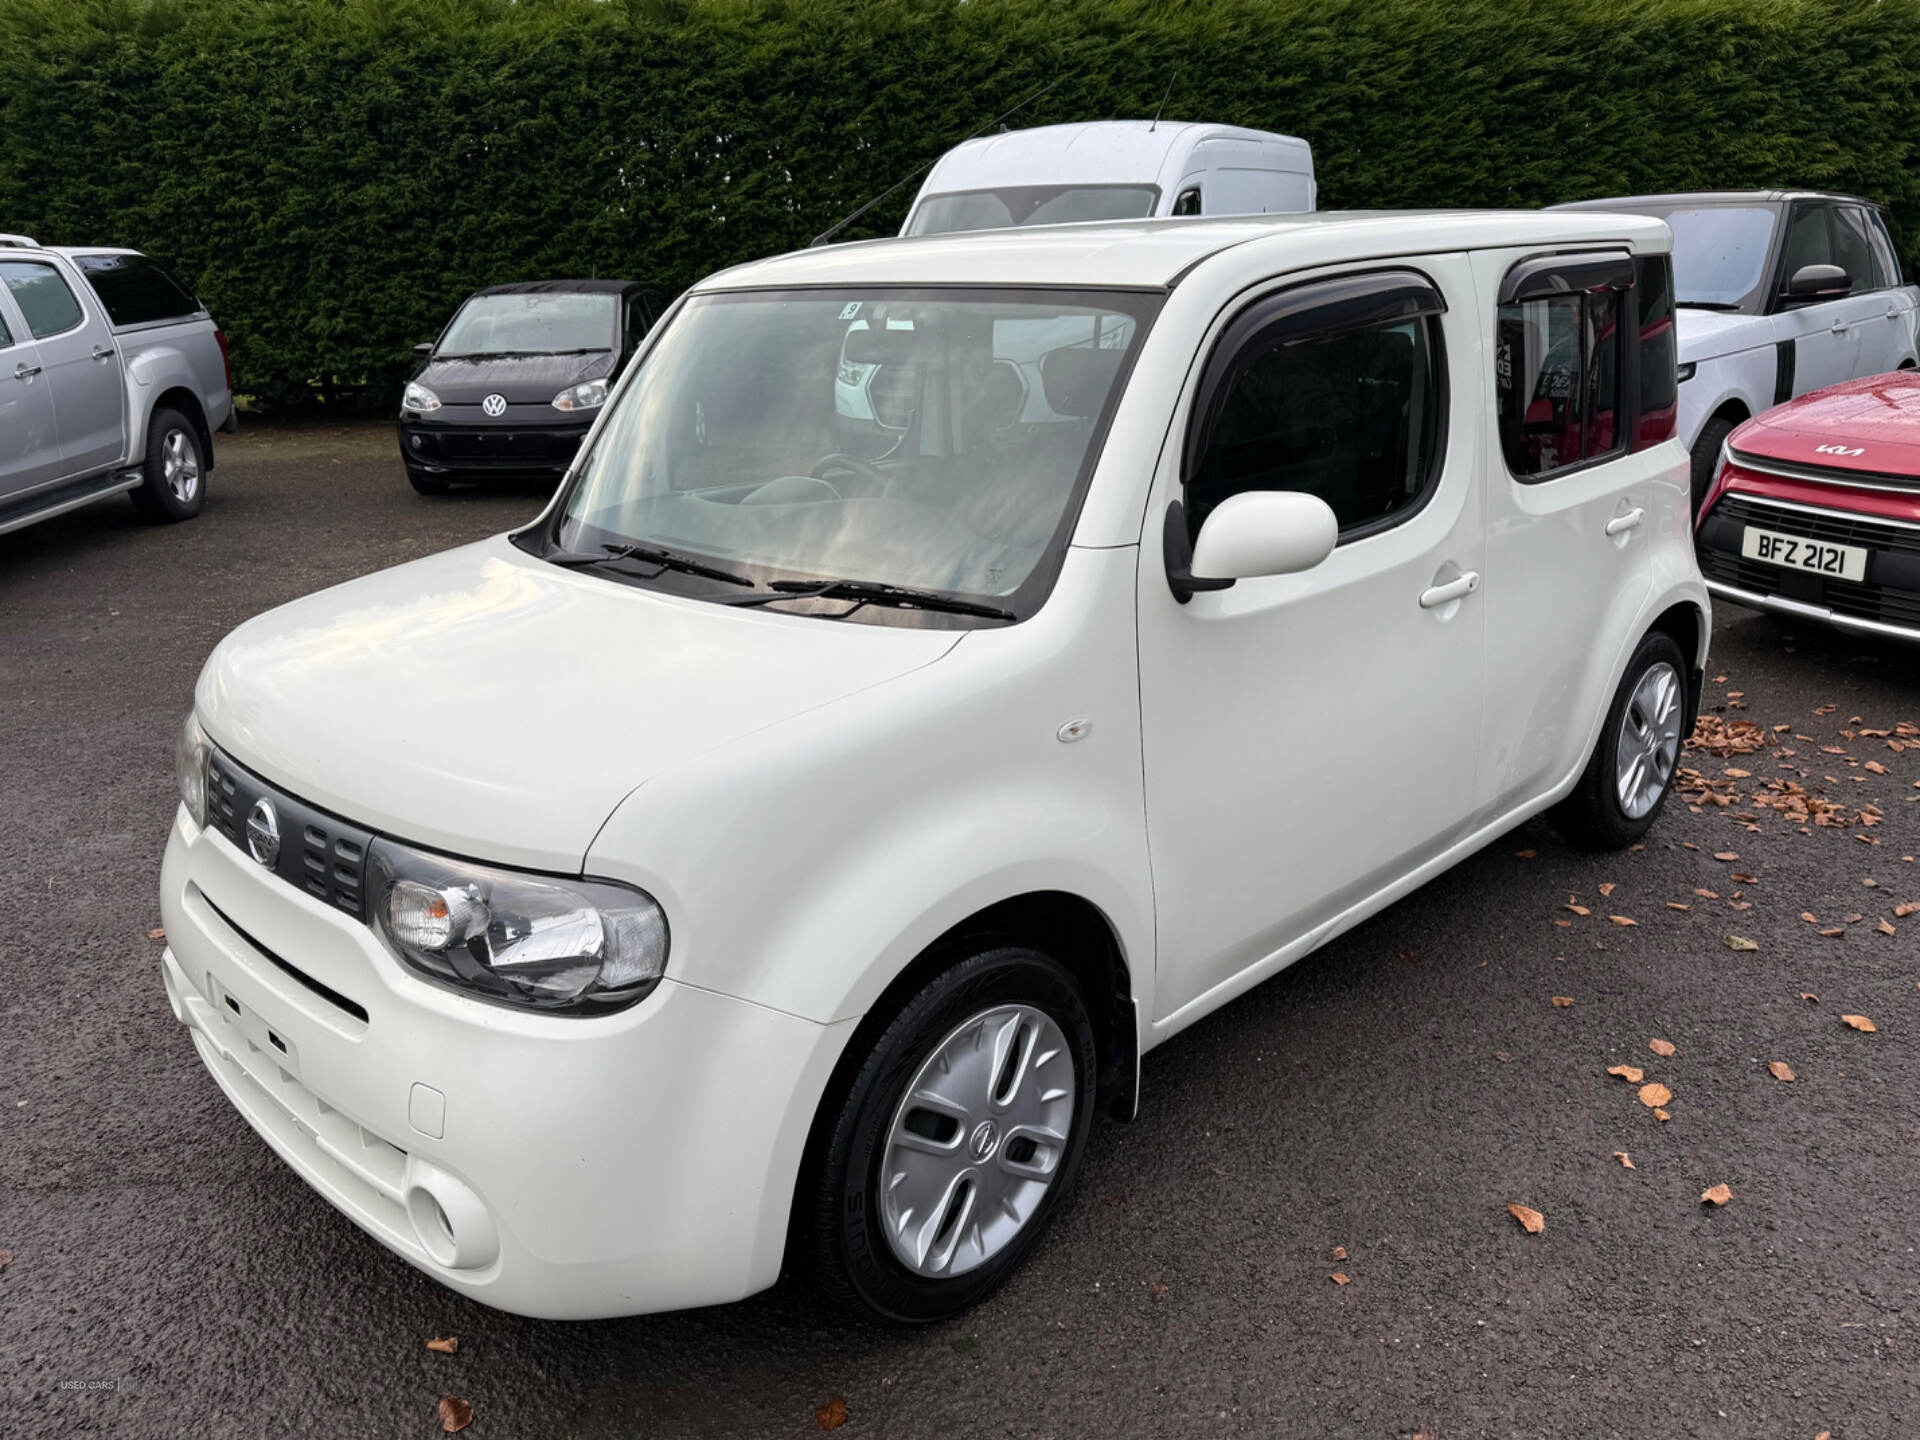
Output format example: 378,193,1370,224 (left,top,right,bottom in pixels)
699,209,1674,293
919,120,1310,194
